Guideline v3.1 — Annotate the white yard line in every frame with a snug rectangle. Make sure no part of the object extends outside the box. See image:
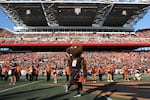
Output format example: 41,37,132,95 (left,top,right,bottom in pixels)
0,81,40,93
